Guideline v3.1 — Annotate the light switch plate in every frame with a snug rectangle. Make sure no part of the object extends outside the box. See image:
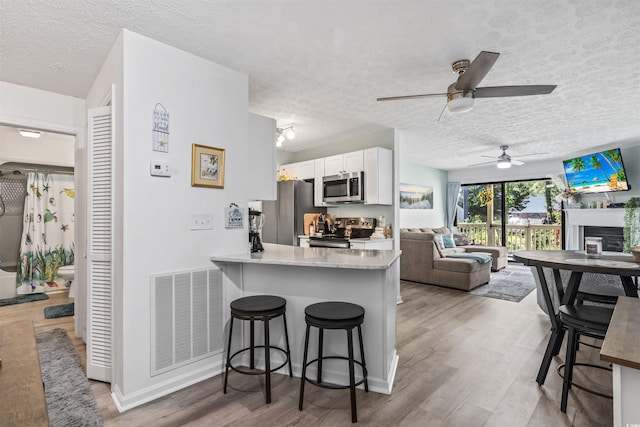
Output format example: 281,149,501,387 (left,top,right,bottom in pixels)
150,161,171,177
191,214,213,230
